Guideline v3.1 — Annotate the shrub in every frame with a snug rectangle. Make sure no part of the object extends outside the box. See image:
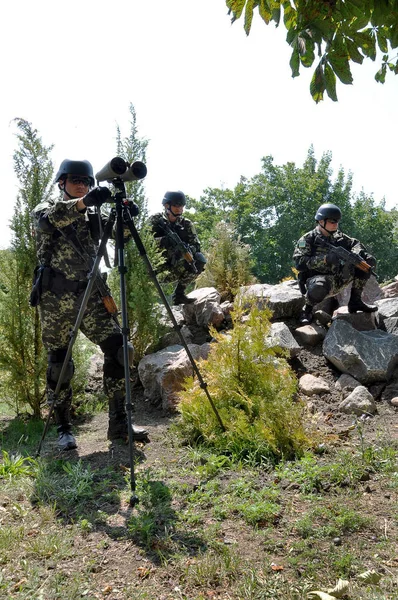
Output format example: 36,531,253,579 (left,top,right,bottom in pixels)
176,300,307,464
